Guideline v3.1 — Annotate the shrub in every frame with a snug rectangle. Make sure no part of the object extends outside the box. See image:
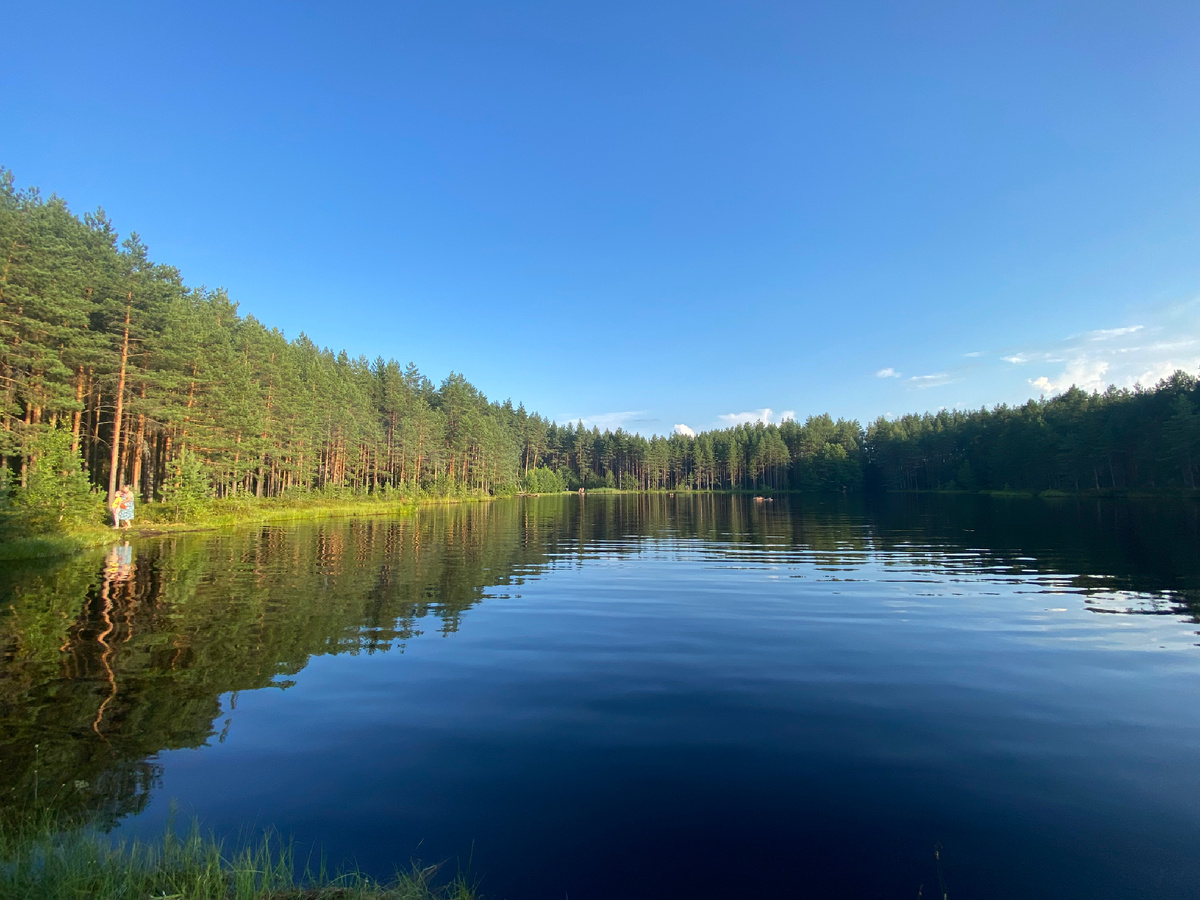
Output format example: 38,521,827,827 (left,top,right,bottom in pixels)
163,449,213,522
524,466,565,493
3,427,101,533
